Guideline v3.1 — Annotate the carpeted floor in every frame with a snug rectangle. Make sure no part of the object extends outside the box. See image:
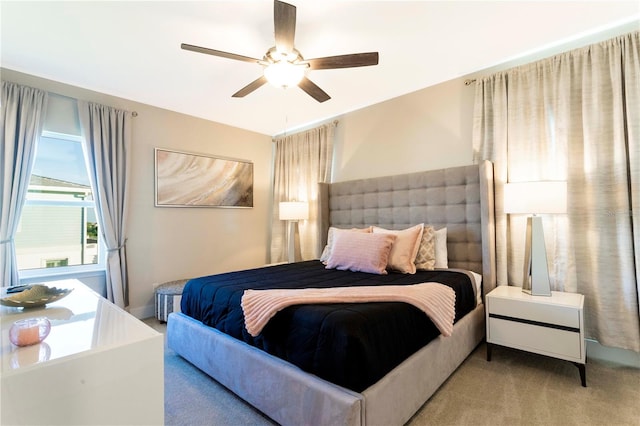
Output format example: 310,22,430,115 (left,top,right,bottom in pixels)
163,344,275,425
146,318,640,425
